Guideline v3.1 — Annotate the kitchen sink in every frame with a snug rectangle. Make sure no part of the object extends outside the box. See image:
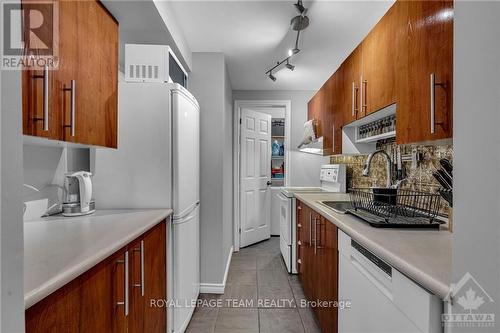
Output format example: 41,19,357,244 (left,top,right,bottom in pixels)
319,201,352,214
